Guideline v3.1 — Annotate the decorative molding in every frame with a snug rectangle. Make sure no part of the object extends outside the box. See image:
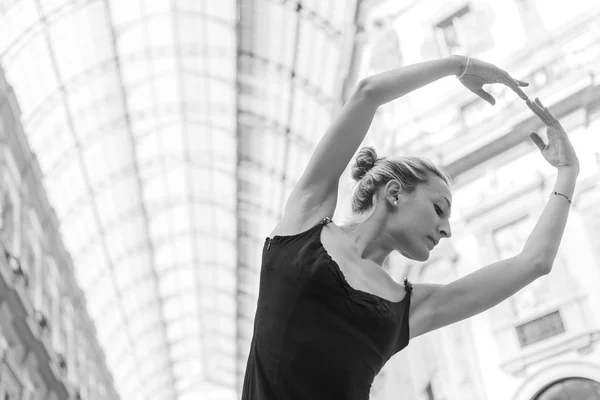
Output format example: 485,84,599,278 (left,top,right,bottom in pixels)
512,360,600,400
500,329,600,377
491,291,588,333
